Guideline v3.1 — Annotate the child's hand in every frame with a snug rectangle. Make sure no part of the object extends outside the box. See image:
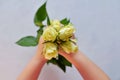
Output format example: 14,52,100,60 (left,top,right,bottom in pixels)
36,37,47,61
